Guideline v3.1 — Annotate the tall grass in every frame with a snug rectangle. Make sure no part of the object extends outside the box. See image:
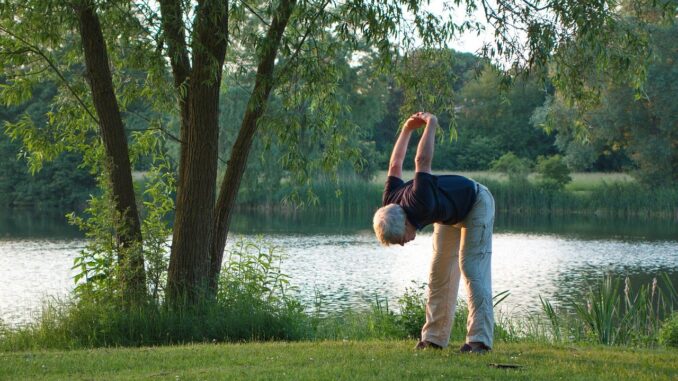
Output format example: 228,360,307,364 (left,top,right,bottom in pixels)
312,284,470,343
476,179,678,218
538,274,678,346
258,173,678,220
237,177,383,215
238,173,677,219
